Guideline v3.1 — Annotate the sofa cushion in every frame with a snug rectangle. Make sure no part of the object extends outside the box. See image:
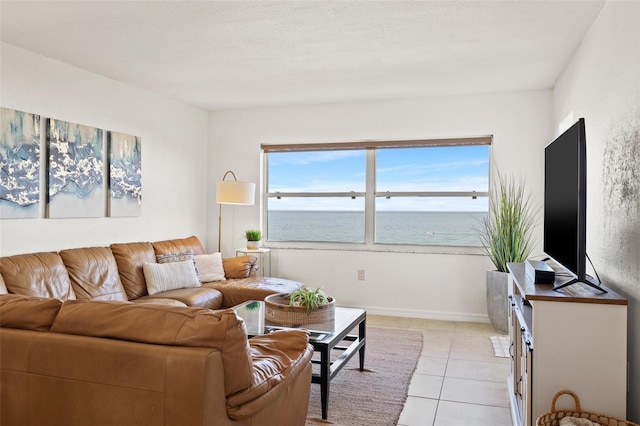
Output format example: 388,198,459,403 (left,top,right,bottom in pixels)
143,260,201,295
59,247,128,302
110,241,156,300
152,235,205,257
136,287,223,309
50,300,253,395
222,255,258,279
195,252,226,282
0,294,63,331
130,297,188,307
205,277,303,308
0,252,75,300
